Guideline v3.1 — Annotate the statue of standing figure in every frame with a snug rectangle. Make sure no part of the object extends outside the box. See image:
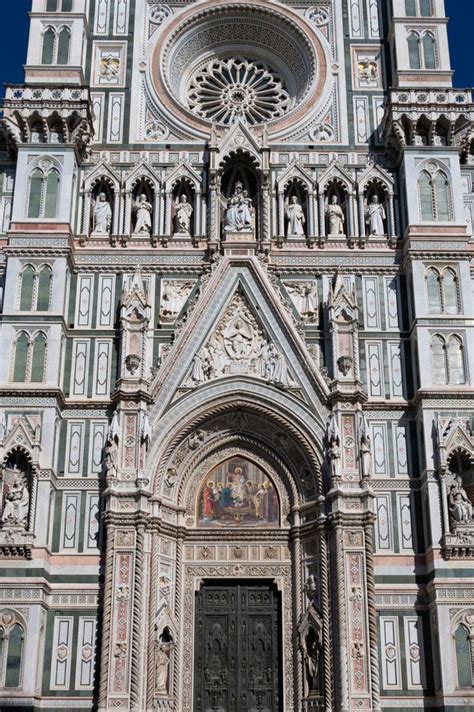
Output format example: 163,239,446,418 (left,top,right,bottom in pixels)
133,194,152,235
286,196,306,236
1,468,29,529
174,194,193,235
224,181,253,232
366,195,386,236
326,195,345,236
93,192,112,234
